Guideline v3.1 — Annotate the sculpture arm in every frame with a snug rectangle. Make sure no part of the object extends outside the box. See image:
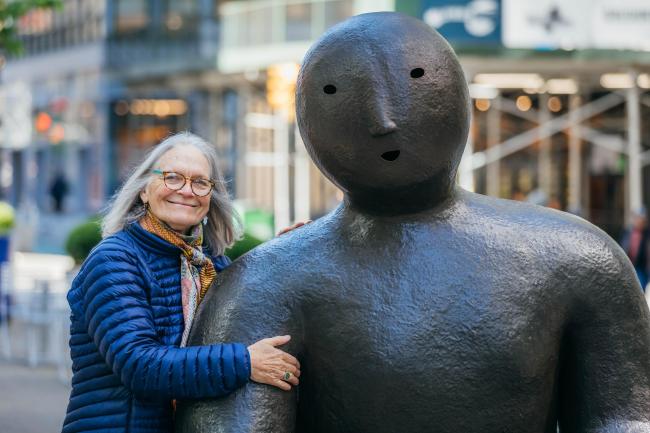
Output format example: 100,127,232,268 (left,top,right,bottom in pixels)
175,257,302,433
558,236,650,433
